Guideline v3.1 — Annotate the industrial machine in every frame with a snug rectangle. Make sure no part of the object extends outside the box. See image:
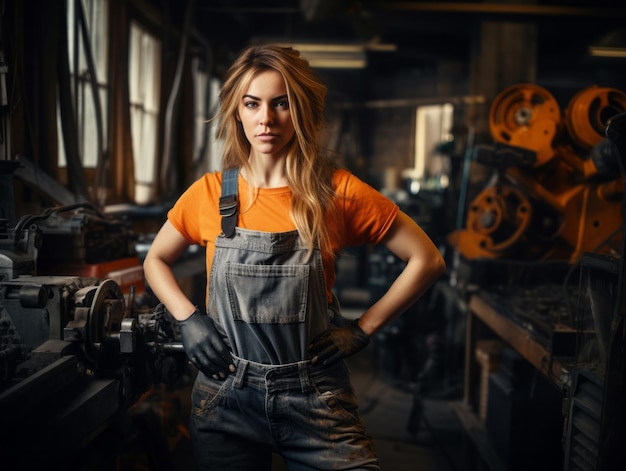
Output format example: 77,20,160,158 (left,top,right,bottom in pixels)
449,84,626,262
0,212,187,469
446,84,626,469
